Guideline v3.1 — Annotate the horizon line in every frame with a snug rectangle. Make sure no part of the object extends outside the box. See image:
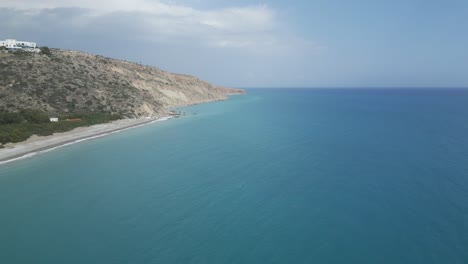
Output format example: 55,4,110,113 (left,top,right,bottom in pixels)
234,86,468,89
